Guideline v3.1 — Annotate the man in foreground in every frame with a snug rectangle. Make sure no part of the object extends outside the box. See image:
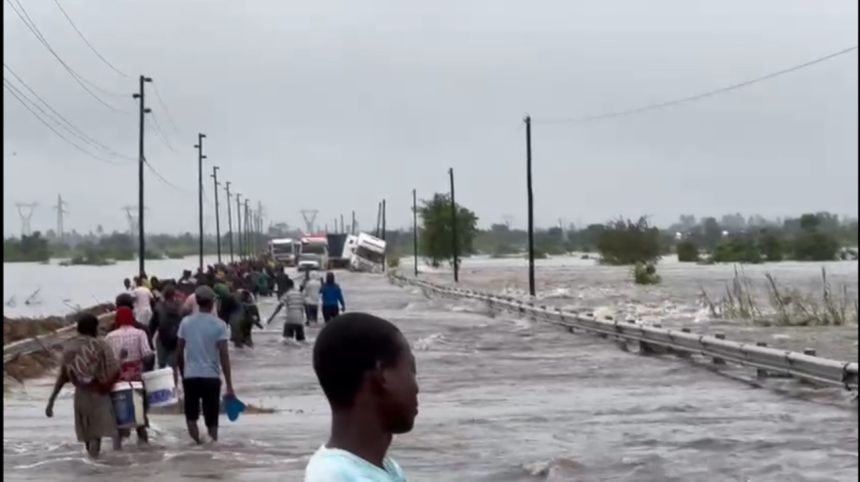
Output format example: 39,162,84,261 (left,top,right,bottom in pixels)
177,286,236,444
305,313,418,482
